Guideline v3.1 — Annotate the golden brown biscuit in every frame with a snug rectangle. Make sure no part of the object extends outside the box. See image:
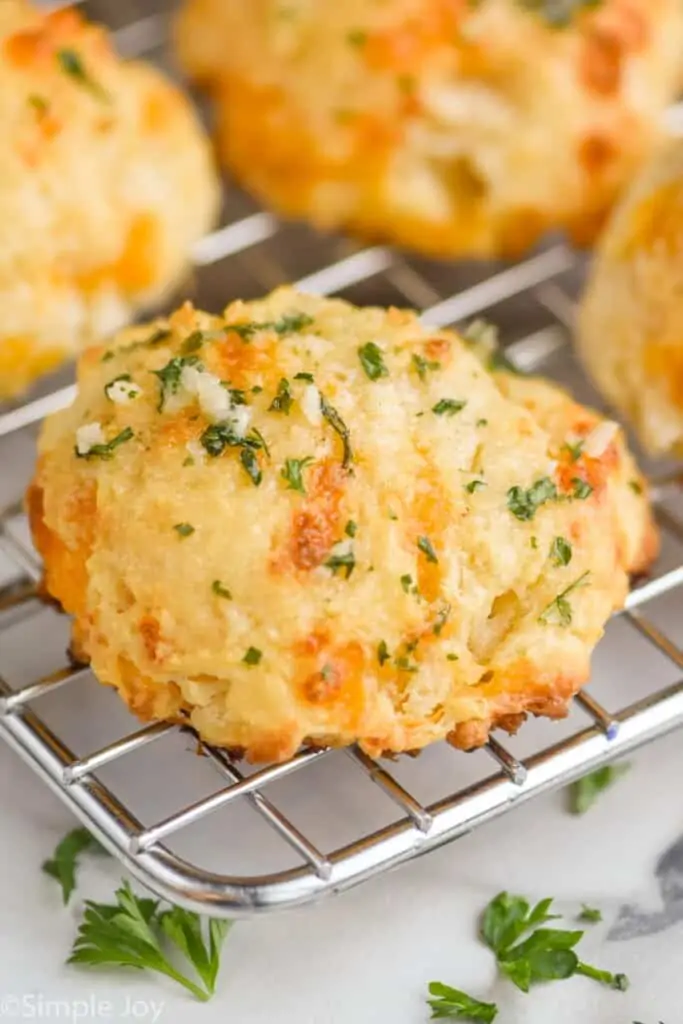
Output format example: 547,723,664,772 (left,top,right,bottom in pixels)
0,0,220,397
29,288,655,762
175,0,682,259
578,138,683,456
